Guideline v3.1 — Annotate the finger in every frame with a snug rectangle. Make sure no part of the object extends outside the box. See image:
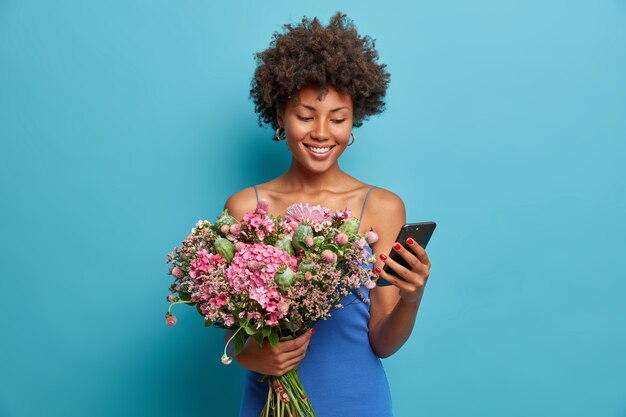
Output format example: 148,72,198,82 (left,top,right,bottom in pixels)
391,241,424,272
278,346,308,362
378,251,412,281
374,265,412,292
277,331,311,352
406,238,430,266
280,352,307,375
